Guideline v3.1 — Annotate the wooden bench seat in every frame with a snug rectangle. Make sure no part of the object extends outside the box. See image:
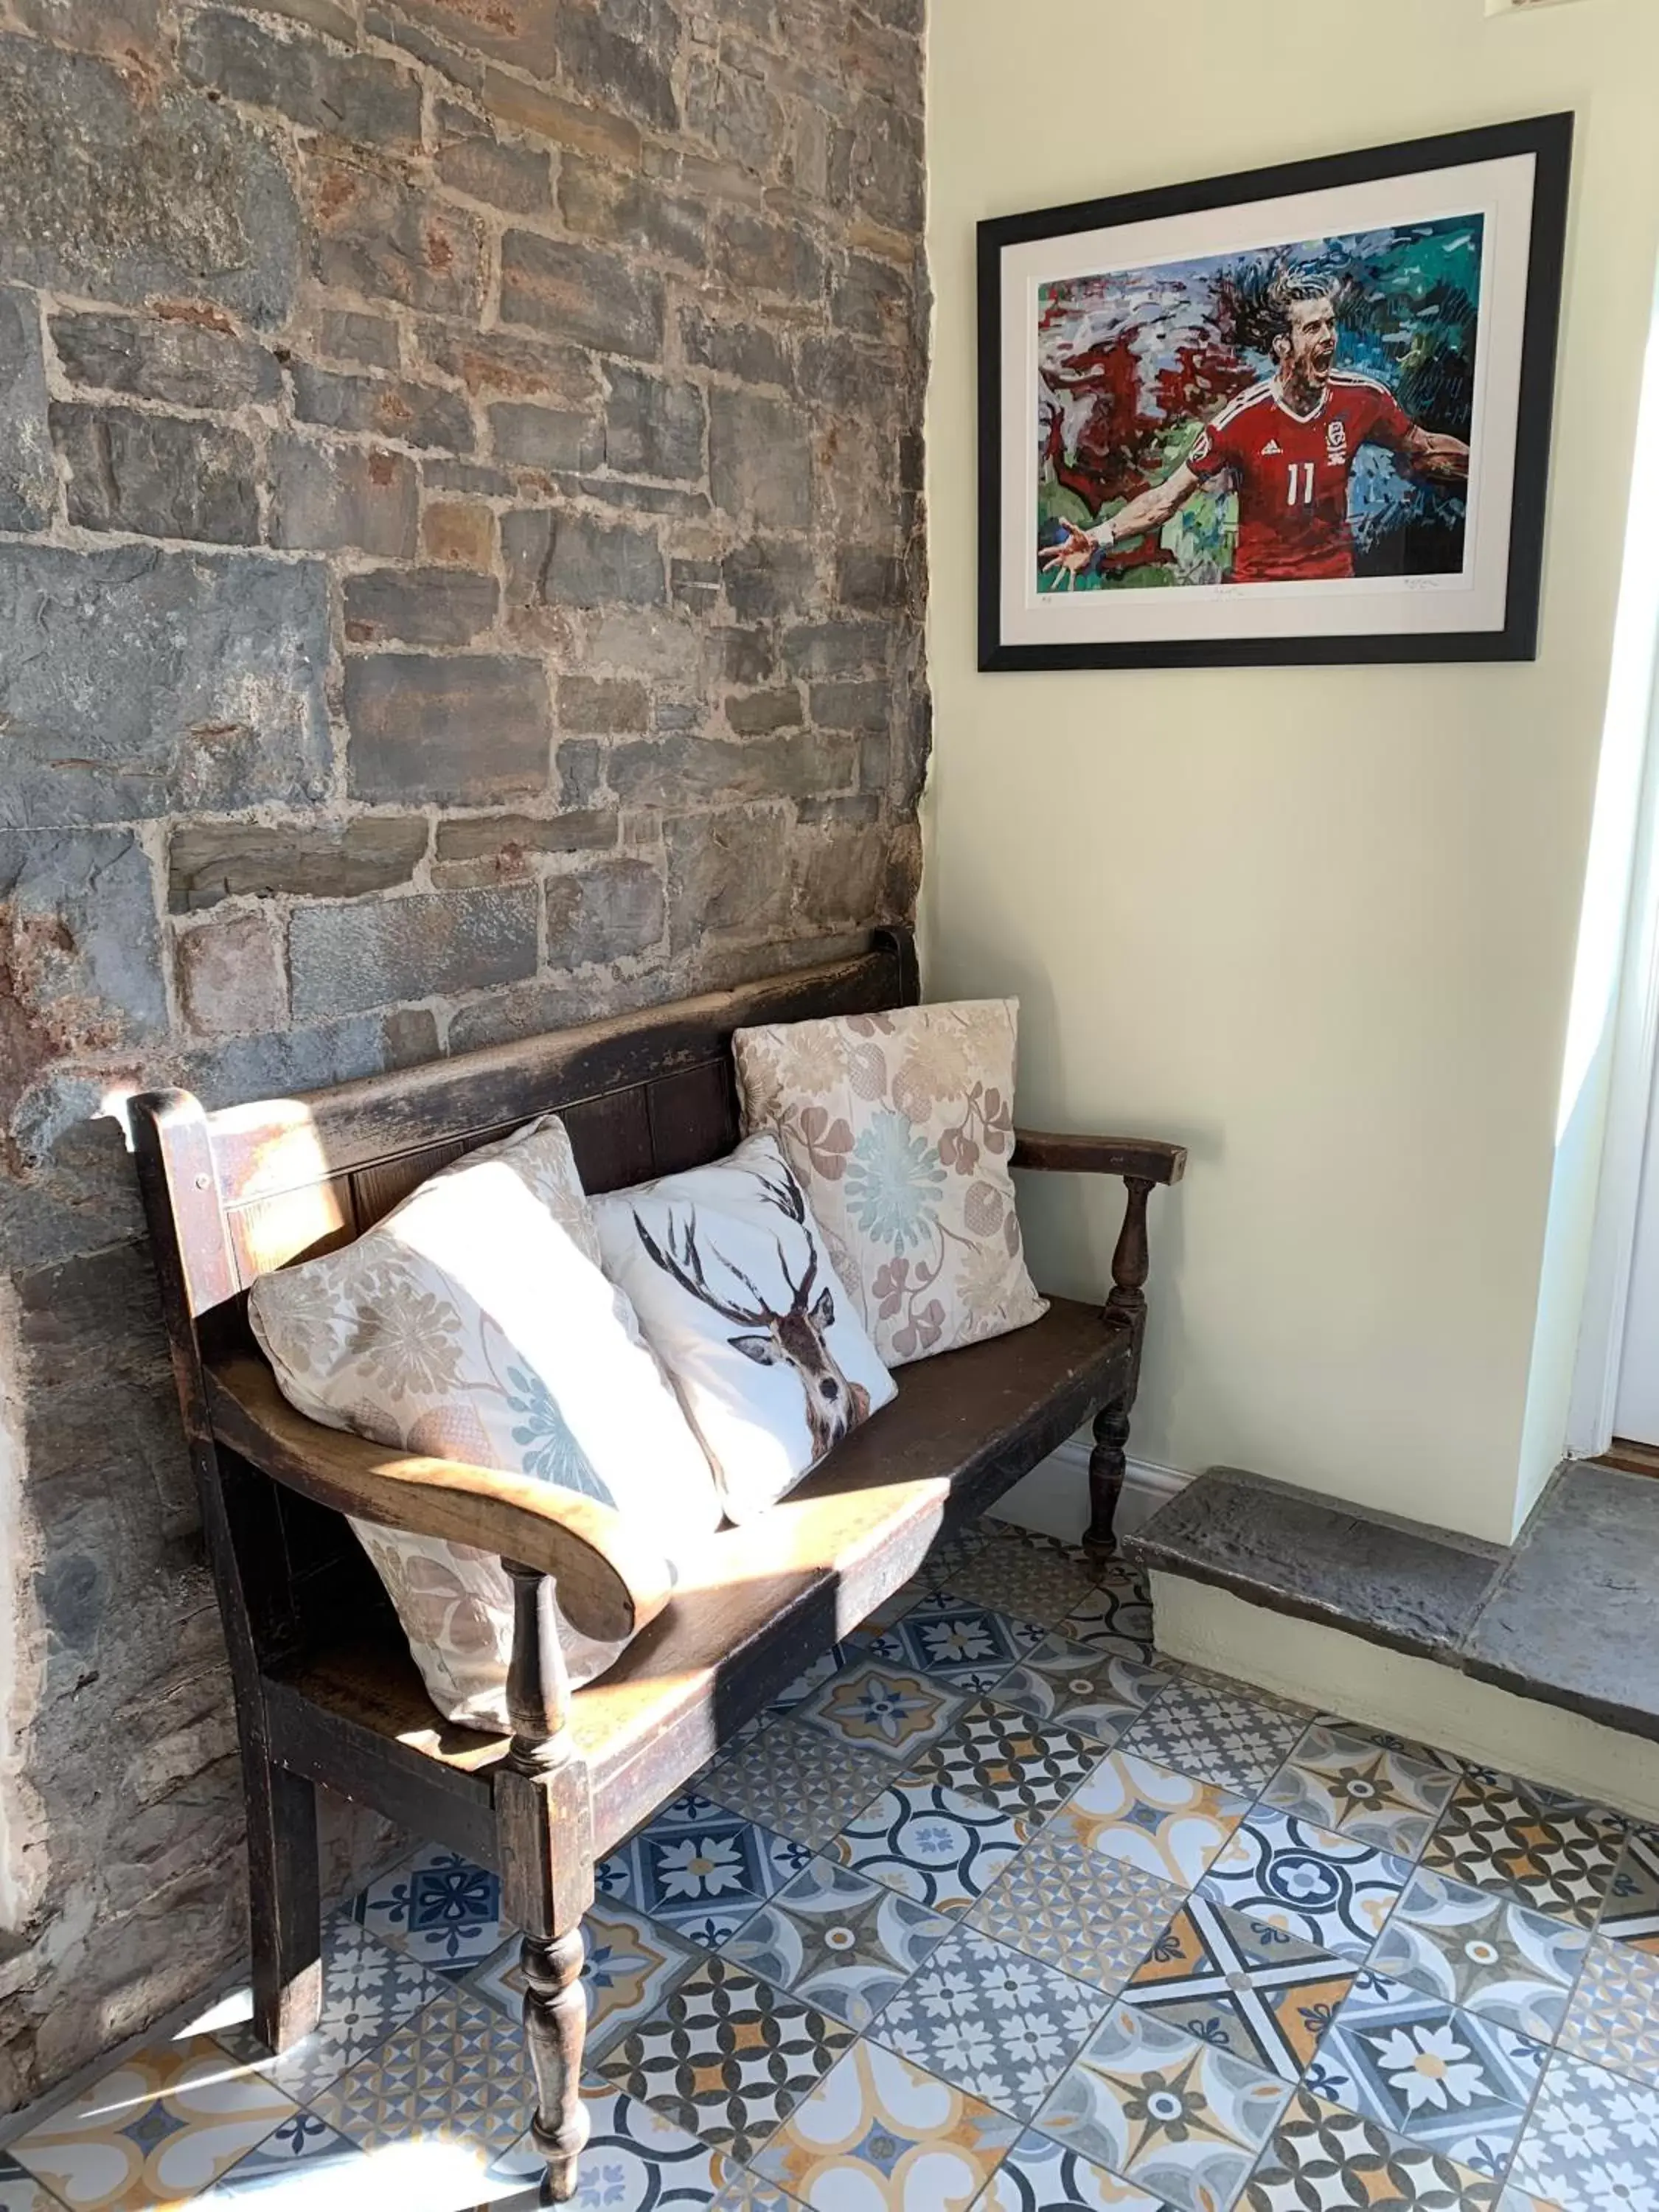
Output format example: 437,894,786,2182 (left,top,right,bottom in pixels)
131,929,1183,2200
